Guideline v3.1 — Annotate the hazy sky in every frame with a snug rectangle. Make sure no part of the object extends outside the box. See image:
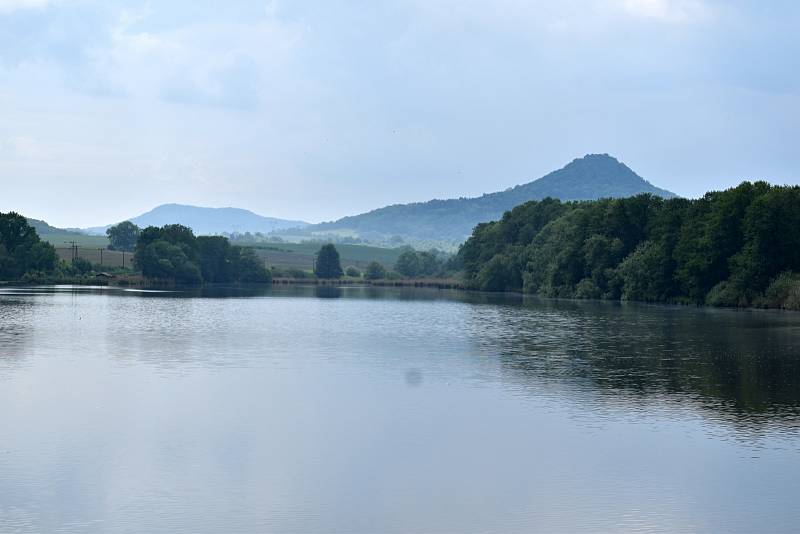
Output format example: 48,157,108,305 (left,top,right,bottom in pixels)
1,0,798,227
